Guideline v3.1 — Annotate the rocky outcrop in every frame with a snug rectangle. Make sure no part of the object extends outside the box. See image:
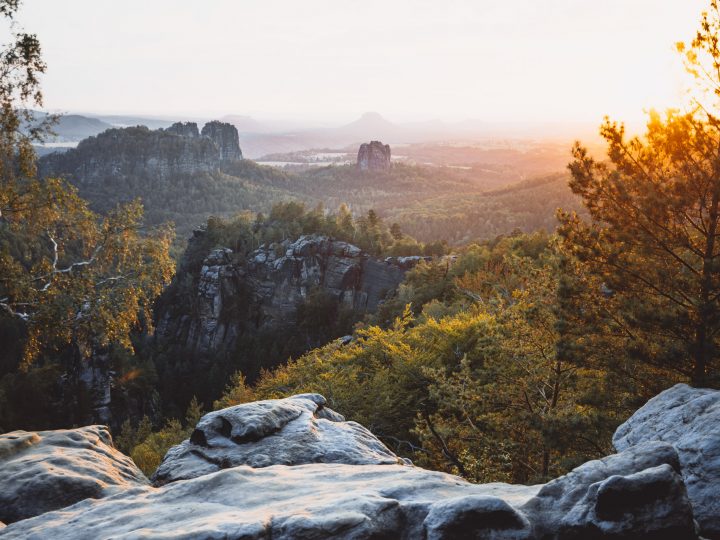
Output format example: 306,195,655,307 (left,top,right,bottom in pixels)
186,247,241,352
523,441,695,538
156,234,414,356
0,392,705,539
245,235,407,321
357,140,391,170
39,120,242,186
151,393,402,485
39,126,219,183
613,383,720,539
201,120,243,160
0,425,147,525
165,121,199,138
